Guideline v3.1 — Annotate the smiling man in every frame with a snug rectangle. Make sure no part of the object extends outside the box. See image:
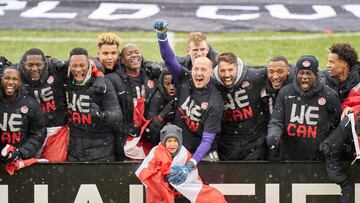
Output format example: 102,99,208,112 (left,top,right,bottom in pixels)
154,19,224,185
106,43,162,160
0,66,46,164
213,52,269,161
17,48,72,161
267,55,342,161
261,56,295,117
66,47,122,162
